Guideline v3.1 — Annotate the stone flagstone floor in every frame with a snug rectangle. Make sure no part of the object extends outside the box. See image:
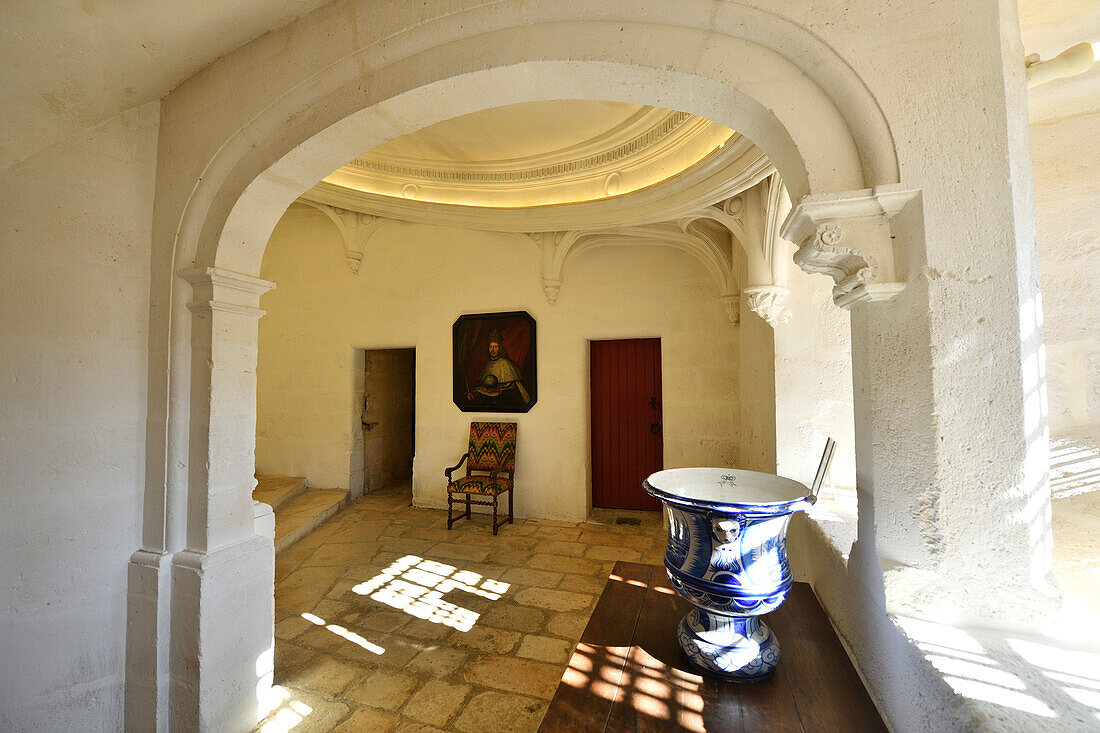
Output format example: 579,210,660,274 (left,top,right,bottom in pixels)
257,482,666,732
